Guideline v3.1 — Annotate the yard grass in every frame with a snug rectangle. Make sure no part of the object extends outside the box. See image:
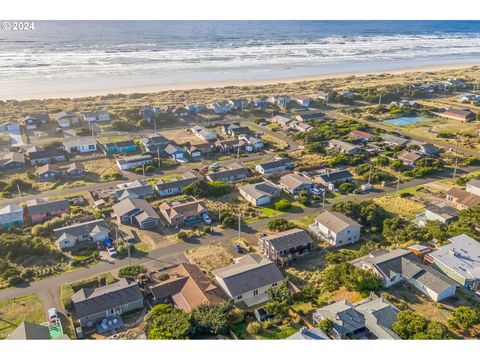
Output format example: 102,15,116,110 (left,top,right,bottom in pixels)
97,135,130,145
185,245,233,274
82,158,120,180
291,213,318,229
262,134,289,151
372,193,424,219
256,324,299,340
0,294,44,339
